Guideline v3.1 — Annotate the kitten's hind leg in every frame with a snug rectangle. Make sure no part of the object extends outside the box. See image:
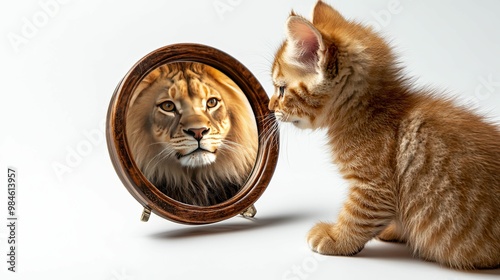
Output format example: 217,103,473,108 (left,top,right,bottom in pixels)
377,220,406,243
240,204,257,218
308,186,394,256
